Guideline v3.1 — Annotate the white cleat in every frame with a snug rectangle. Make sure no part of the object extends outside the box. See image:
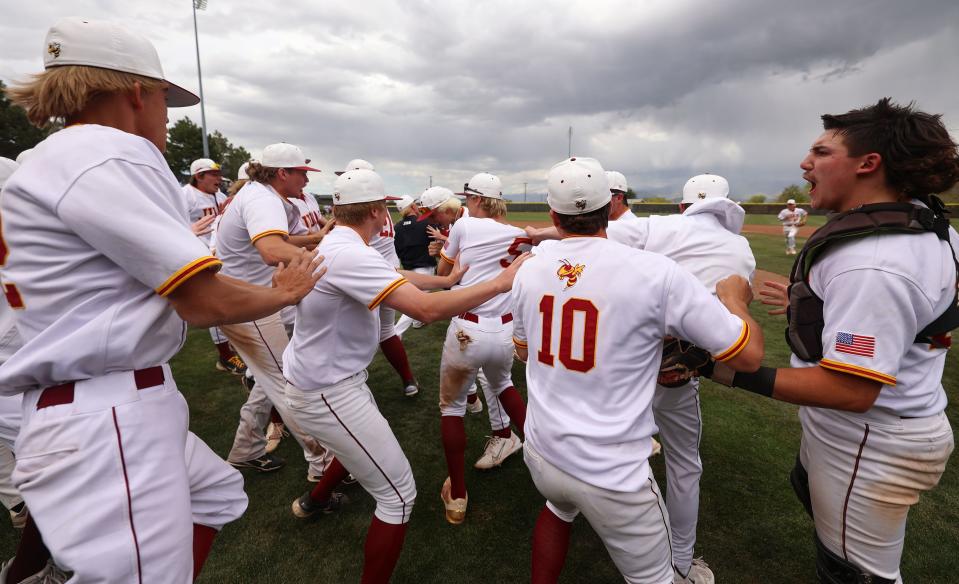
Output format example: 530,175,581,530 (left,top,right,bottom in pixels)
650,436,663,457
466,398,484,415
474,434,523,470
673,558,714,584
265,422,285,454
